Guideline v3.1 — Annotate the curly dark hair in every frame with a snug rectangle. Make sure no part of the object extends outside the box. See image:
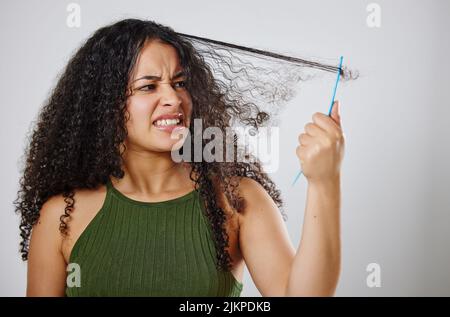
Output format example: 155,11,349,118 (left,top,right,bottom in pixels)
14,18,350,272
